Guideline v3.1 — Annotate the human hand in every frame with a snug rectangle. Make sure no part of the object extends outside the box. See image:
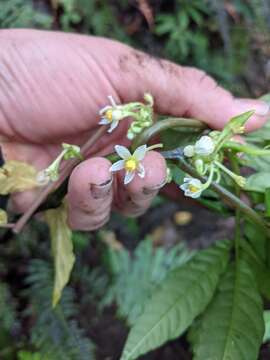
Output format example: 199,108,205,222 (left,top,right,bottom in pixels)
0,29,269,230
